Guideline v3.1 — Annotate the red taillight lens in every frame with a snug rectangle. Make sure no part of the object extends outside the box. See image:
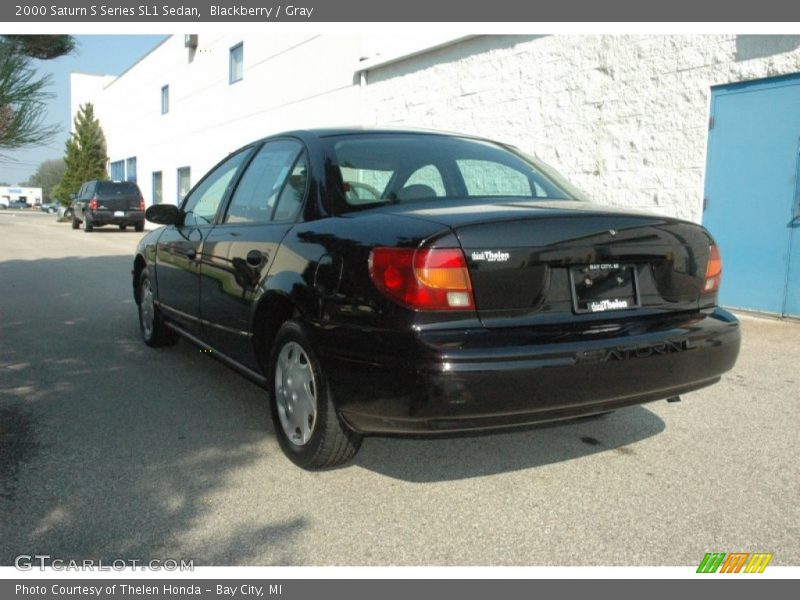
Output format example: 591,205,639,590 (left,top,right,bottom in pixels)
369,247,475,310
88,197,97,211
703,244,722,294
139,195,145,211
